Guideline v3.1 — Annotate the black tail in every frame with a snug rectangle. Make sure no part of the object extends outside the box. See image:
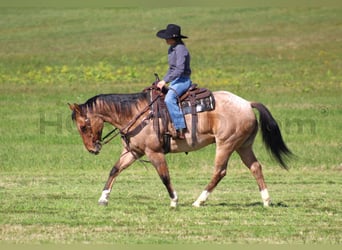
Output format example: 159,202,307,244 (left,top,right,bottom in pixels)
251,102,292,170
